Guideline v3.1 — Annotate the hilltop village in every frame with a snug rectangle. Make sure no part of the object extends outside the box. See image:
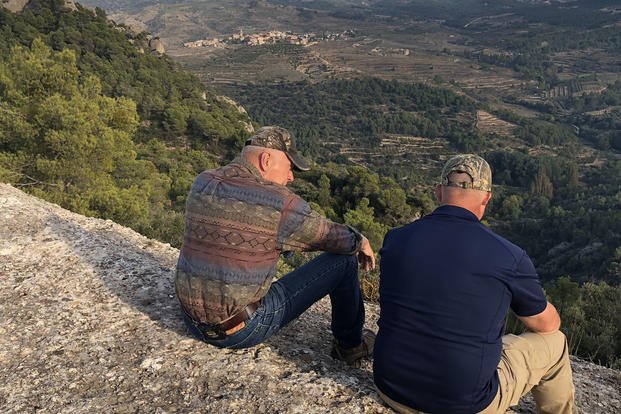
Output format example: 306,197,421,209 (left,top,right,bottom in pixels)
184,29,357,48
